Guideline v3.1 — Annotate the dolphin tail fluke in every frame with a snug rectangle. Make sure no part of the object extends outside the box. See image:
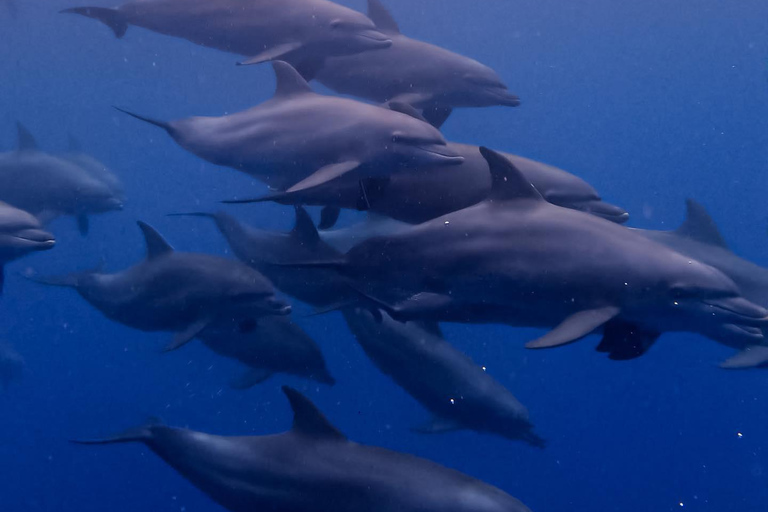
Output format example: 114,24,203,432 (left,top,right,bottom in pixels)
23,263,103,288
113,107,172,132
61,7,128,38
720,345,768,369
